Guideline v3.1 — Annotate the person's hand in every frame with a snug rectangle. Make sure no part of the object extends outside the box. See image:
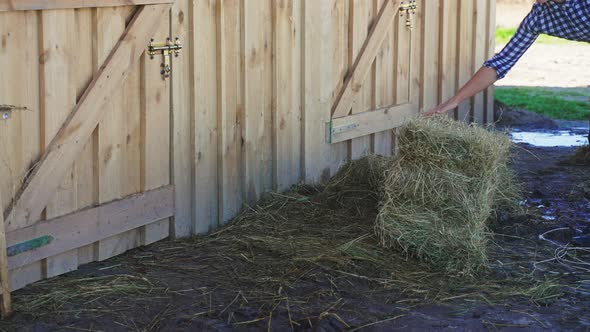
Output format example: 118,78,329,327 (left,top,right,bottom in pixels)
423,100,458,117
